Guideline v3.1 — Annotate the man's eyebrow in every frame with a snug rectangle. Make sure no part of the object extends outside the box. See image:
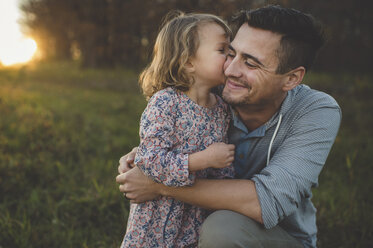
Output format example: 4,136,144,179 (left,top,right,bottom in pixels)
243,53,264,66
228,45,264,67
